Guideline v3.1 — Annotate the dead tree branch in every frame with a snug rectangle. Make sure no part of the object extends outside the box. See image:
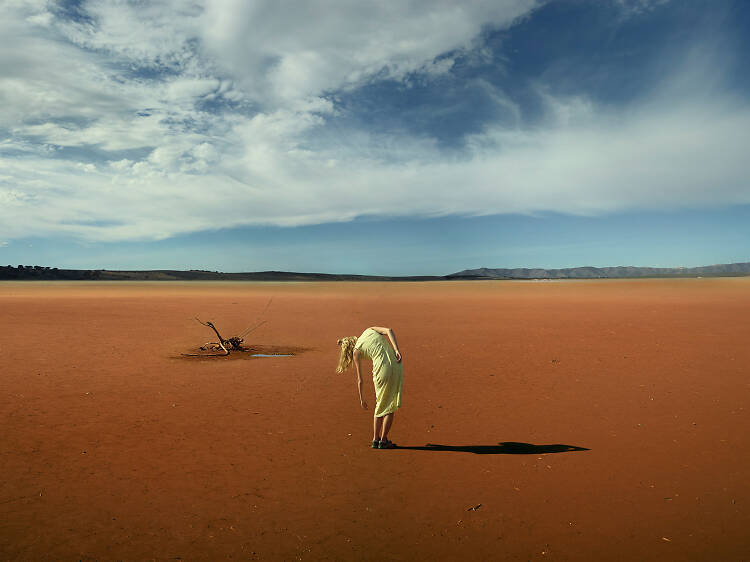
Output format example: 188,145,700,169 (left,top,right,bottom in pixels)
183,298,274,357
